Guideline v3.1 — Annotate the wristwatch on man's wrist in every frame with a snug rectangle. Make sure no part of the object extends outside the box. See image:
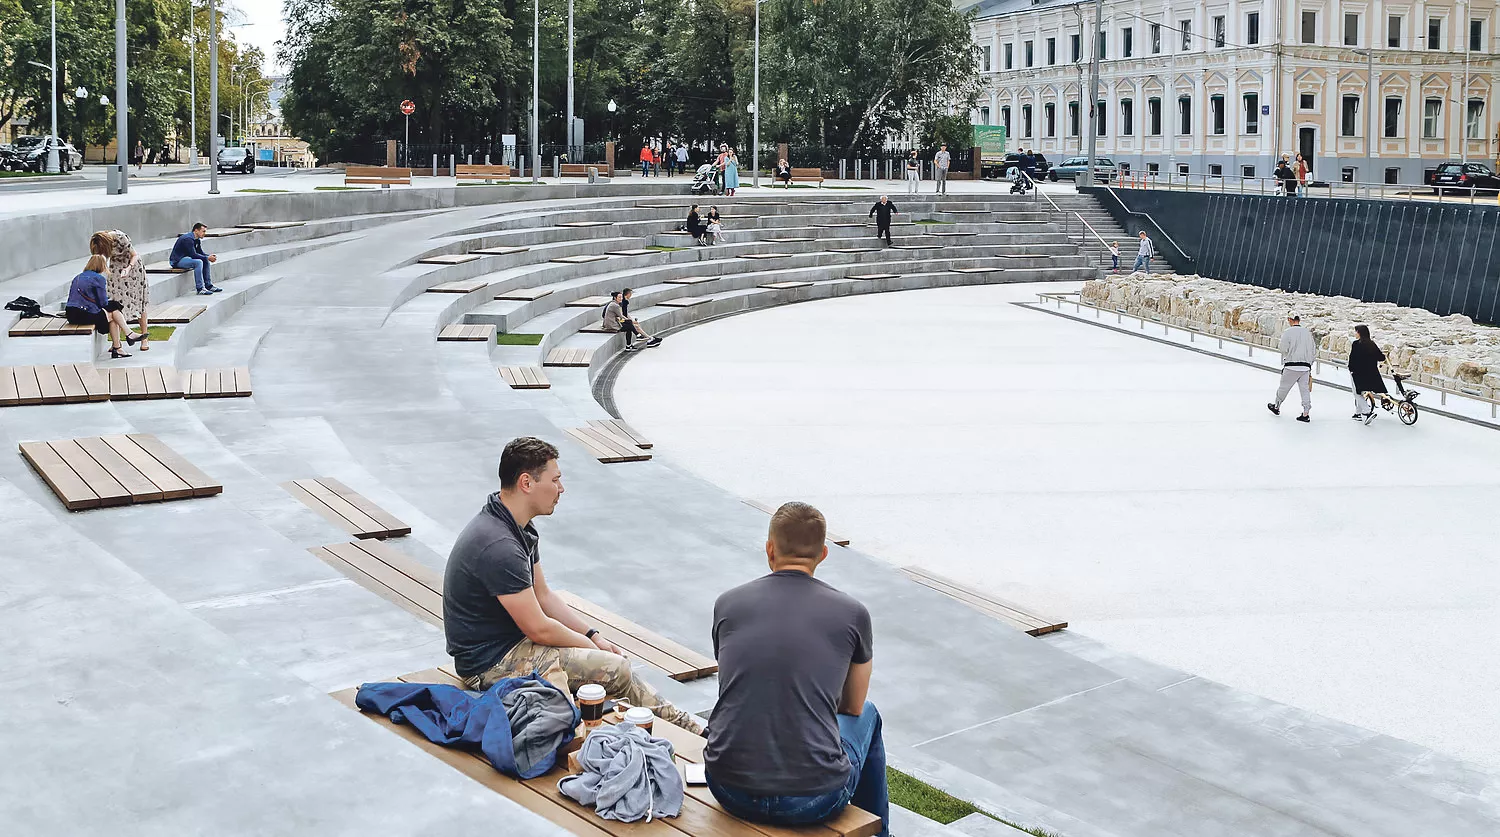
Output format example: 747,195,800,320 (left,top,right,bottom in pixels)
585,628,599,640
